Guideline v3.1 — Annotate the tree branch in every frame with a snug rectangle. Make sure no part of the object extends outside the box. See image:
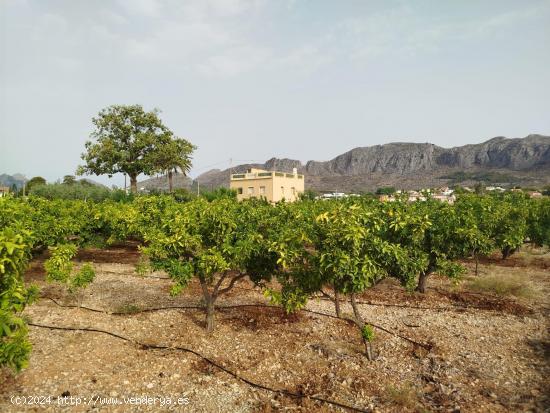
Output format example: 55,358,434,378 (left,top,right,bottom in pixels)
217,273,247,296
